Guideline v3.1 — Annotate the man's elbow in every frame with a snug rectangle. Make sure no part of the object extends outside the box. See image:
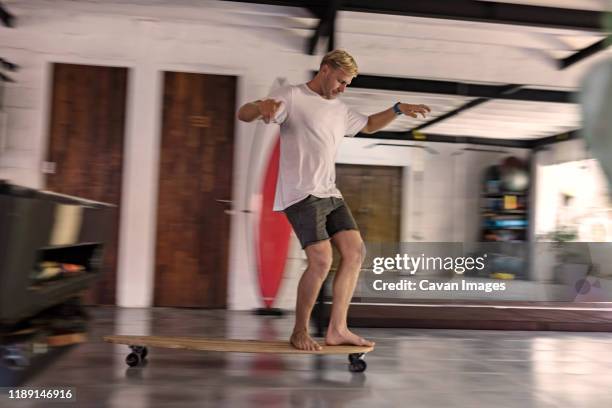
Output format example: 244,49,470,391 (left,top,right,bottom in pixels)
236,108,252,123
236,111,247,122
361,120,375,134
